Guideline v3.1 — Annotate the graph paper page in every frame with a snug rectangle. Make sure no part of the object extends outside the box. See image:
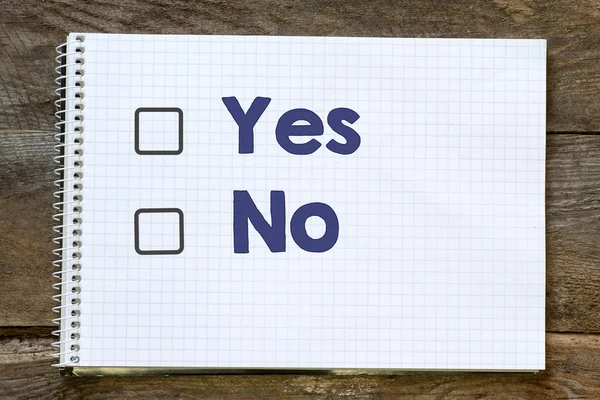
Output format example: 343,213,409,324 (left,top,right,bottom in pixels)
74,33,546,370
